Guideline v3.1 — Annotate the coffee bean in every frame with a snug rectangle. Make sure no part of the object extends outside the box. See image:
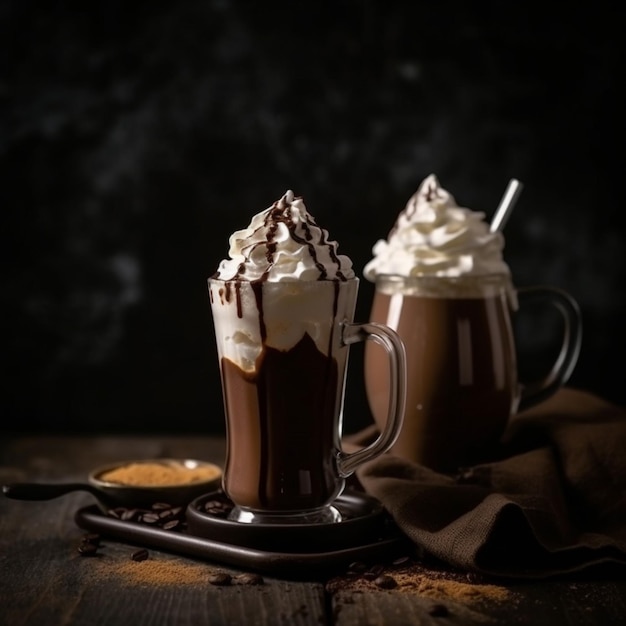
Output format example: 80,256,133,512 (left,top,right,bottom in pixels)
162,519,180,531
466,572,480,584
363,564,385,580
121,508,140,522
78,542,99,556
429,604,449,617
347,561,367,574
391,556,411,567
105,502,186,531
151,502,173,510
235,573,264,585
158,507,184,523
131,549,149,562
208,572,232,586
373,575,397,589
203,499,232,517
